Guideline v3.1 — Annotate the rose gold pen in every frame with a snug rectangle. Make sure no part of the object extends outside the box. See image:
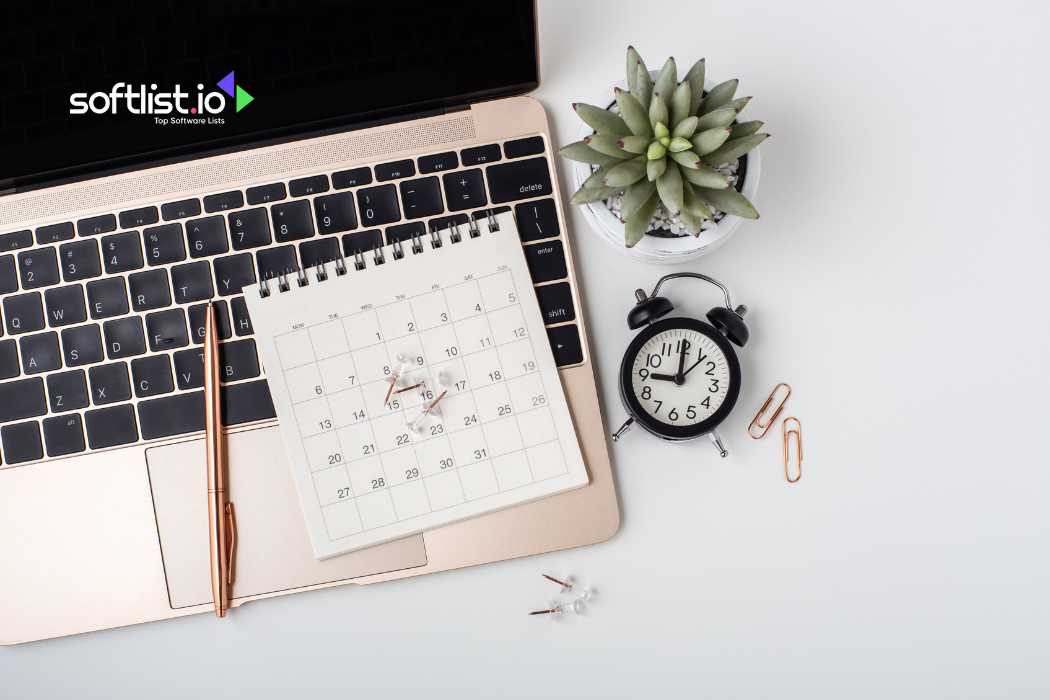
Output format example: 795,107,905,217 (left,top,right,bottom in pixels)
204,301,236,617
